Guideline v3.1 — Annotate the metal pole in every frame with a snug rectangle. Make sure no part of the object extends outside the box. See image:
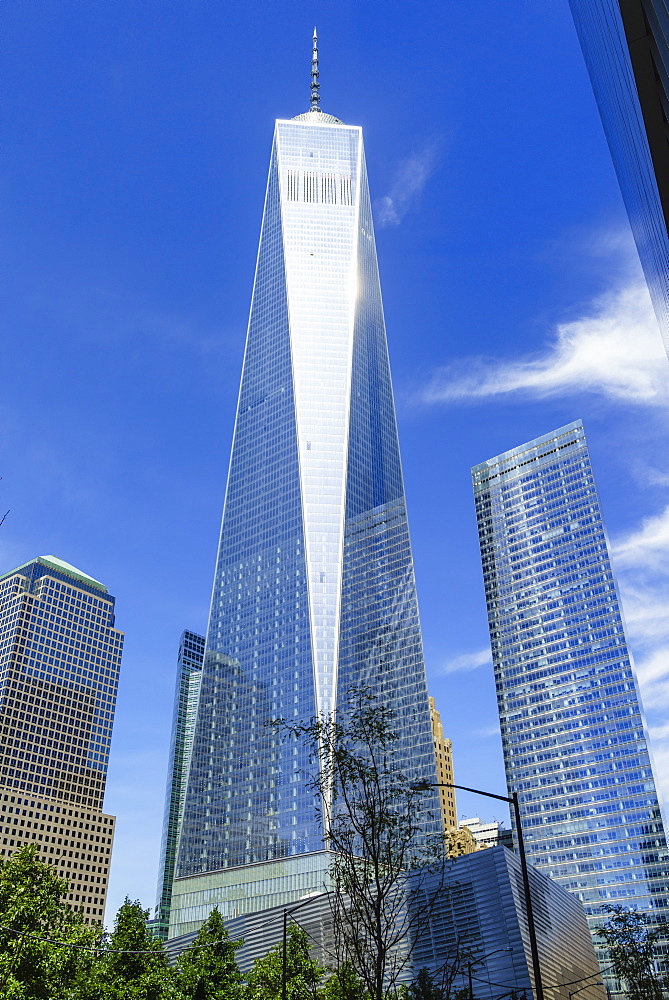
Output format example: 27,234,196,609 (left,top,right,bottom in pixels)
282,908,288,1000
468,961,473,999
412,780,545,1000
512,792,544,1000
